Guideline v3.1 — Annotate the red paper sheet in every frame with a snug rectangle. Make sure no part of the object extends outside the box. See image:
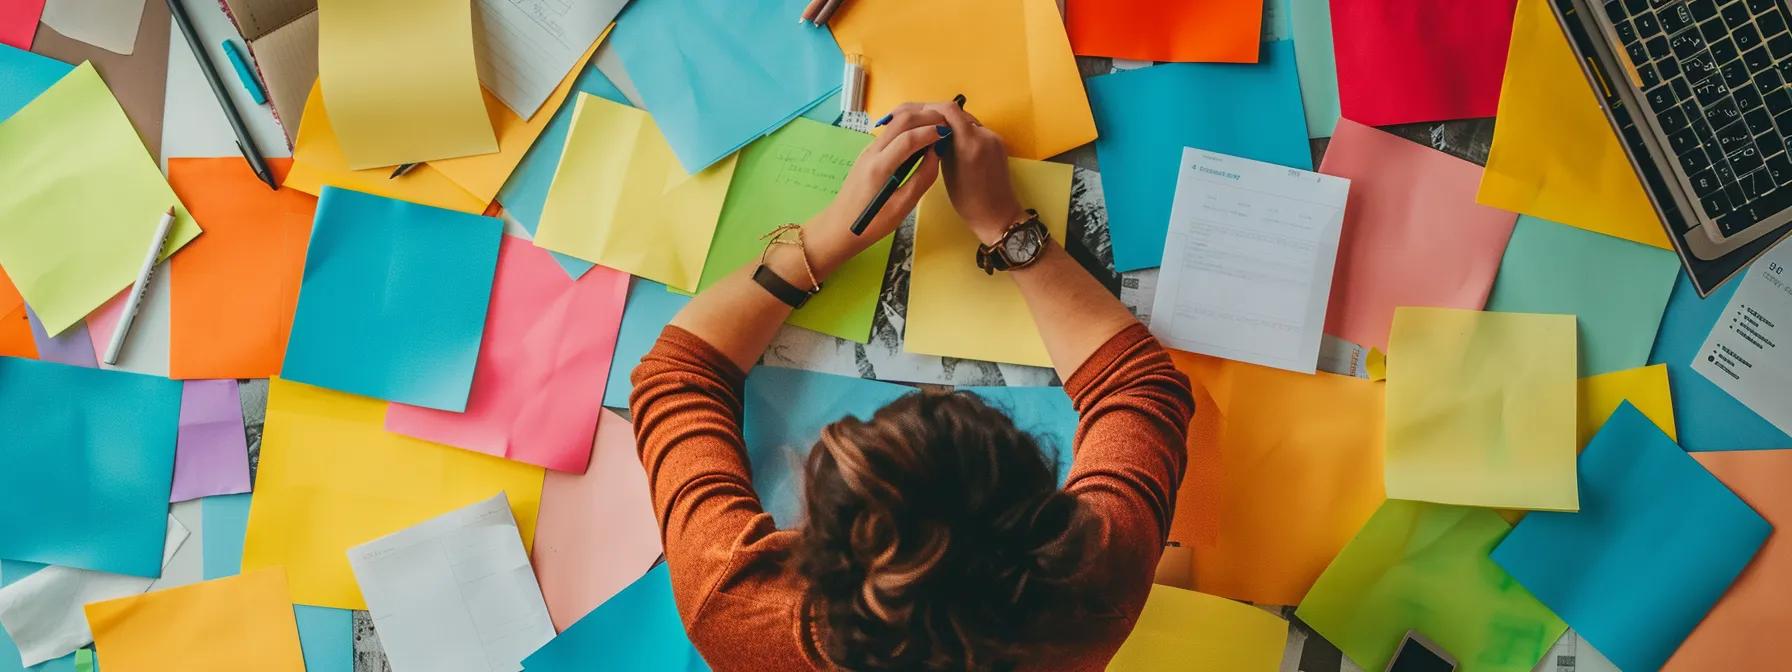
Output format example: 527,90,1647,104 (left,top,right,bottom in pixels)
1065,0,1263,63
1330,0,1518,125
0,0,44,50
